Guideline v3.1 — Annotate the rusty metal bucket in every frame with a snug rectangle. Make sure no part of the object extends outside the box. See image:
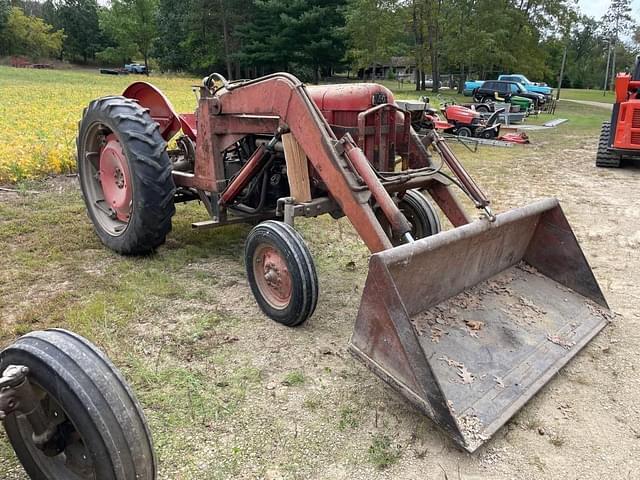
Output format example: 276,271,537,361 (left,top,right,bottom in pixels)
349,197,610,452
